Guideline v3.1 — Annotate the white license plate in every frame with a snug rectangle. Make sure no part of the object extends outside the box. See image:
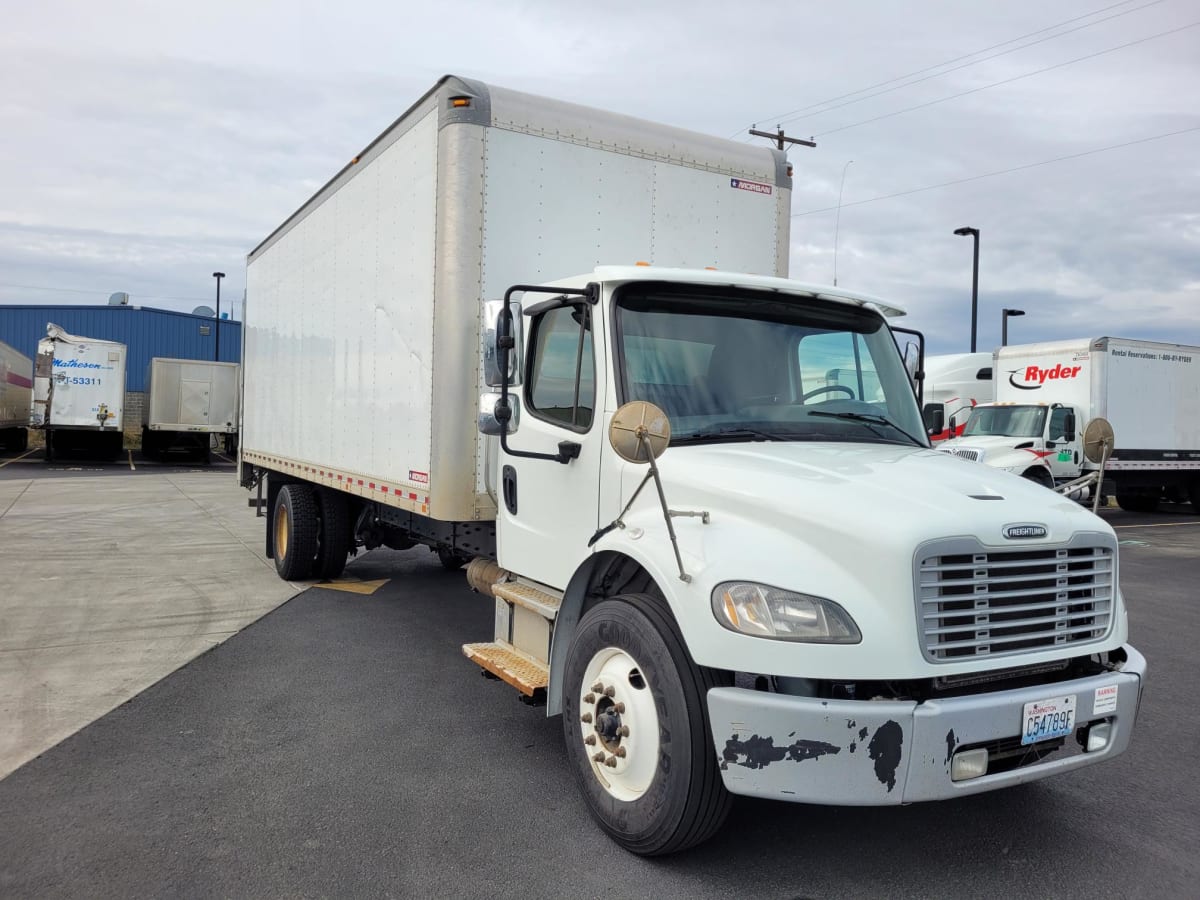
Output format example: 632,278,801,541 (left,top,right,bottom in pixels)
1021,694,1077,745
